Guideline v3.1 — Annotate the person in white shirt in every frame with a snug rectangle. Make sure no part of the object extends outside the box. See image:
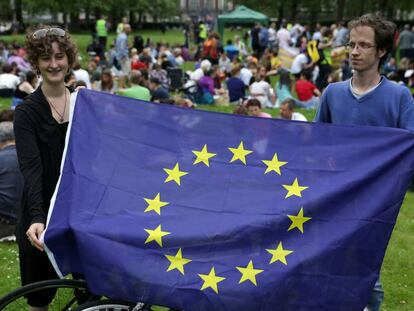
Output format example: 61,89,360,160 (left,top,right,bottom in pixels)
218,53,231,74
279,98,307,121
72,62,92,89
277,22,292,49
173,48,184,66
290,49,313,77
268,22,277,49
239,62,257,87
277,21,299,56
312,23,322,41
0,63,20,96
249,74,274,108
187,59,211,82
